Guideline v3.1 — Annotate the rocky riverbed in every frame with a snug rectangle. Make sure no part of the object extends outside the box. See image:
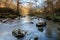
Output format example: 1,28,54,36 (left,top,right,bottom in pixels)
0,16,60,40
